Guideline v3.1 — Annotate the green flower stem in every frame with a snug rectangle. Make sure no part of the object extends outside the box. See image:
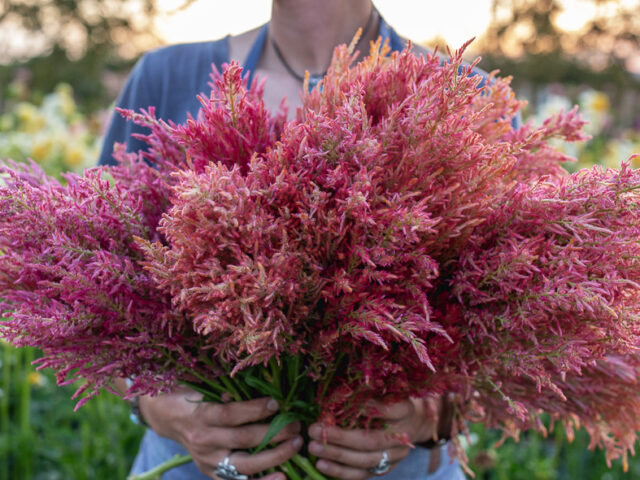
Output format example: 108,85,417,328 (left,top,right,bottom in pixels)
230,372,252,399
281,459,304,480
19,347,33,479
1,344,11,480
126,453,193,480
291,453,329,480
270,357,282,393
219,374,243,402
126,453,324,480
